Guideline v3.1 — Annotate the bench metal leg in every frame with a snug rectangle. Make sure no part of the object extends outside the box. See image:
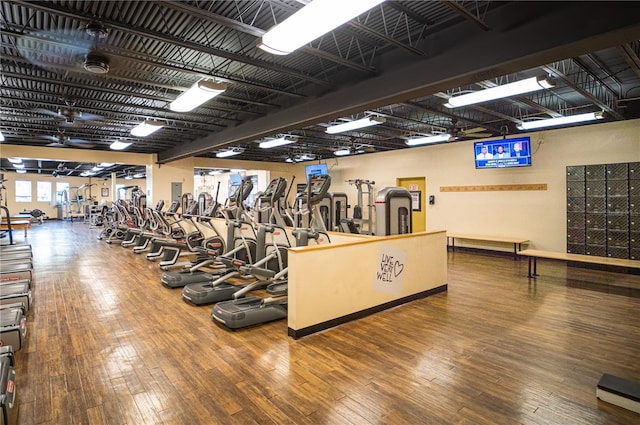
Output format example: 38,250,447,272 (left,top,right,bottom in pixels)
527,257,538,278
447,237,455,252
